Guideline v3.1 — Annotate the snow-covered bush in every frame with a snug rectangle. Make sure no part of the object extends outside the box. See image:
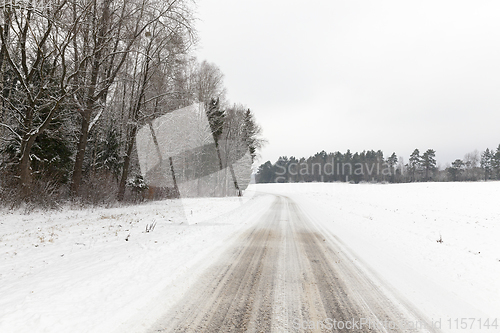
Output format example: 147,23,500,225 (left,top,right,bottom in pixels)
125,175,149,202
